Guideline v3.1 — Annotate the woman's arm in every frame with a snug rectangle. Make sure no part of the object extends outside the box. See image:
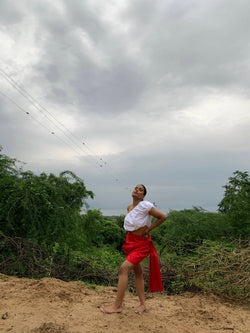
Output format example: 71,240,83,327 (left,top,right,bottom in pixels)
144,207,167,236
